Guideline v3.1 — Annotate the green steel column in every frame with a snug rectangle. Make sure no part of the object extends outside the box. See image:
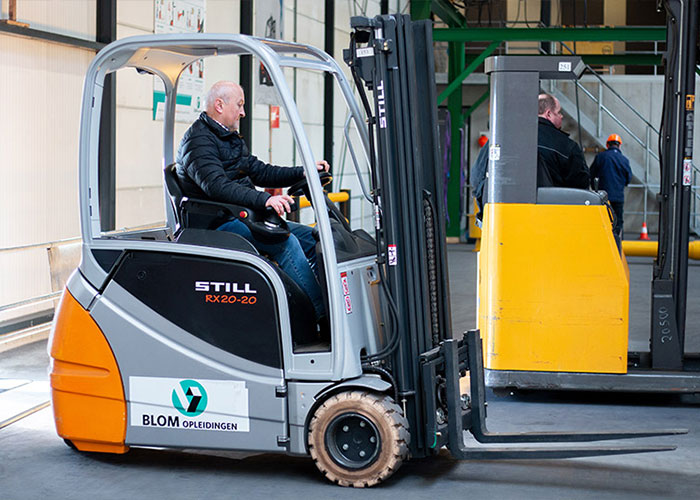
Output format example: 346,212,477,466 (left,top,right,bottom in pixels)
410,0,431,20
447,41,464,238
